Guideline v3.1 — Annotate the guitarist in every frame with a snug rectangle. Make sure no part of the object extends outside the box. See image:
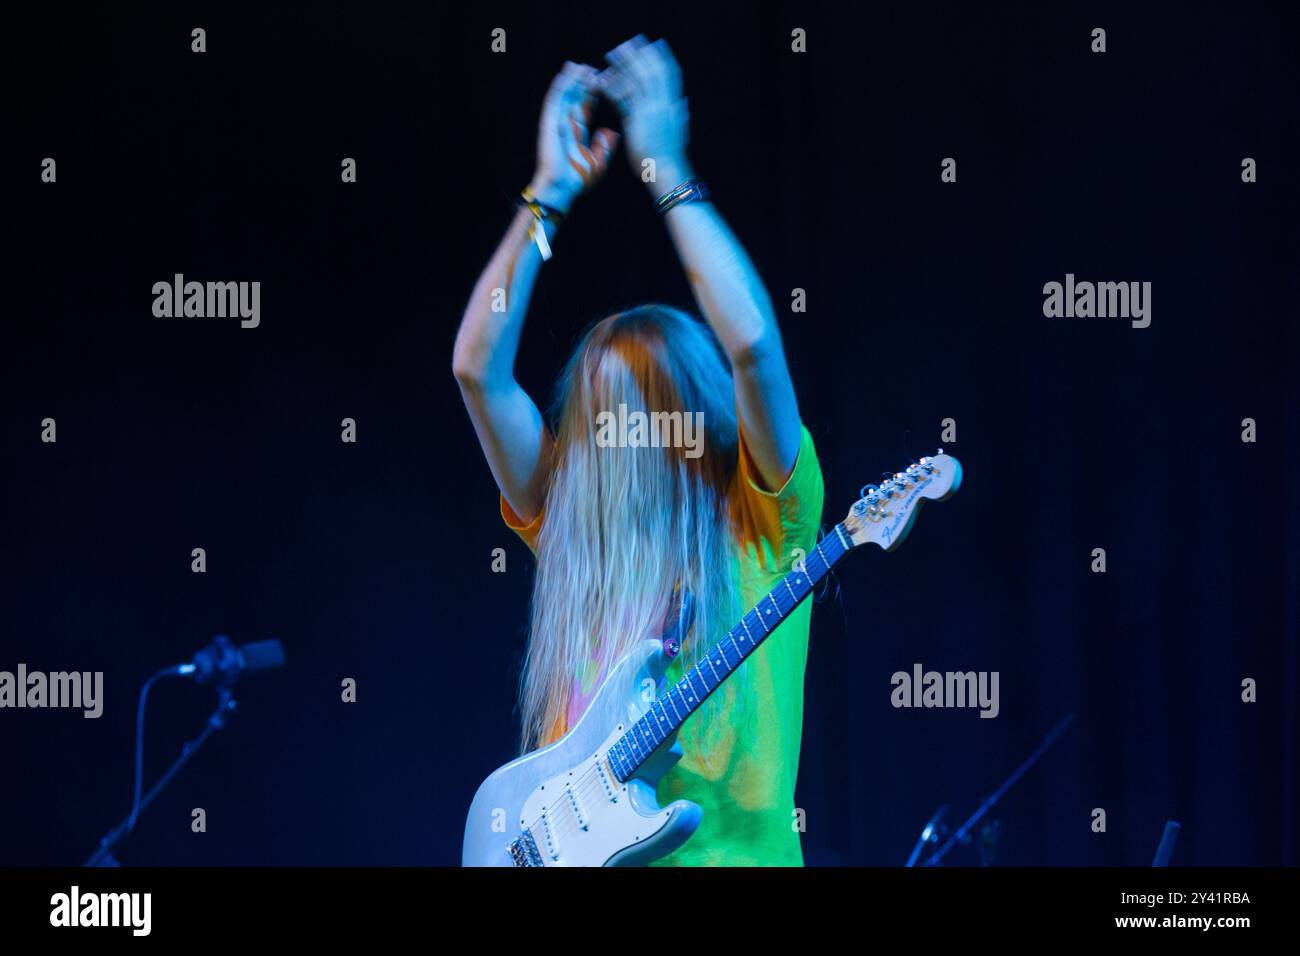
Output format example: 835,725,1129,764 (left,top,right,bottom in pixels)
453,35,825,866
